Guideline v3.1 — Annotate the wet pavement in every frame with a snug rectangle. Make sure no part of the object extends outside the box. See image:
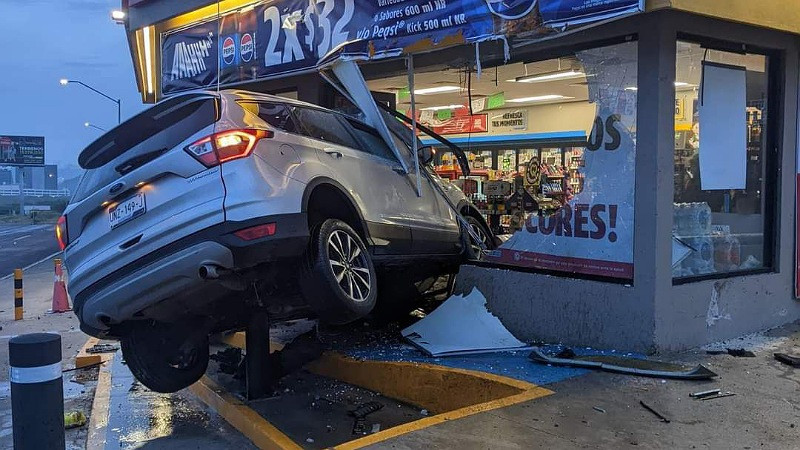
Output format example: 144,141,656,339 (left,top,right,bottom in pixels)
104,352,255,449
